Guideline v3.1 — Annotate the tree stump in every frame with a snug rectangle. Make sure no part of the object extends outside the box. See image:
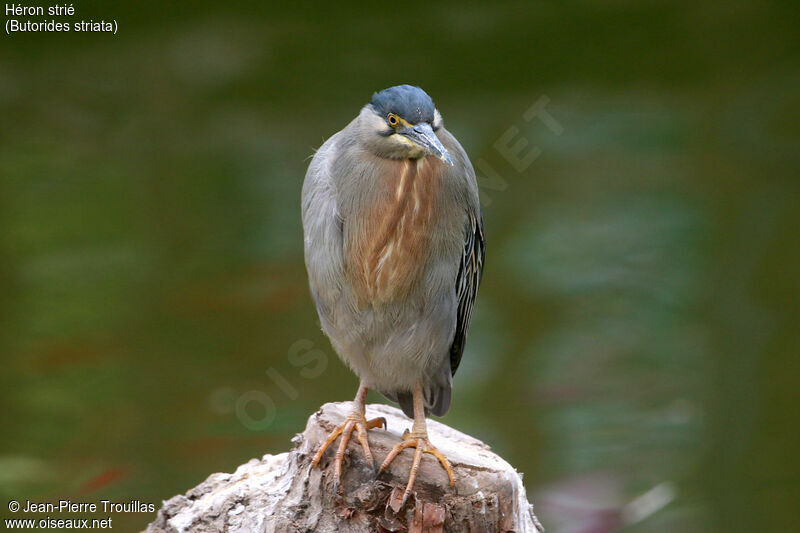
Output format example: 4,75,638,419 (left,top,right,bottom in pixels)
146,402,543,532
